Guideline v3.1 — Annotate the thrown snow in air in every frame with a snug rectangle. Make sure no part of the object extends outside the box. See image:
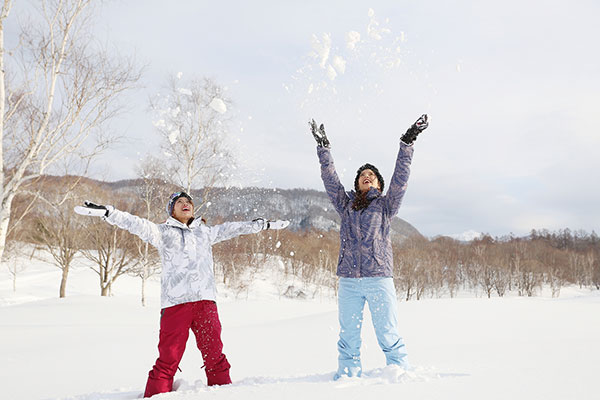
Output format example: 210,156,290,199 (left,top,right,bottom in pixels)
210,98,227,114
